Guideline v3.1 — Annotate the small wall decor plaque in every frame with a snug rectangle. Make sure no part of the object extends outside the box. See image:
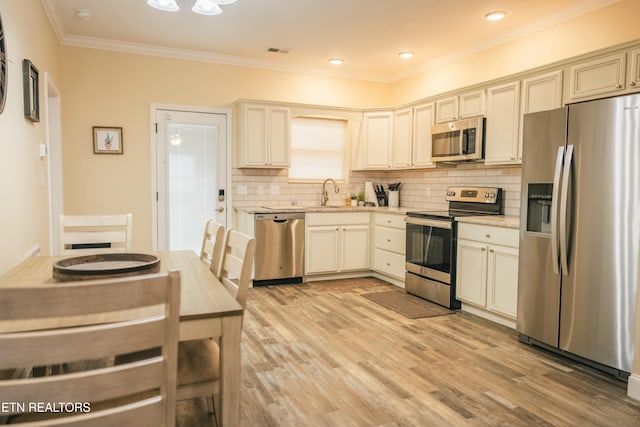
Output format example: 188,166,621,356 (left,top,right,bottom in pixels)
22,59,39,122
93,126,123,154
